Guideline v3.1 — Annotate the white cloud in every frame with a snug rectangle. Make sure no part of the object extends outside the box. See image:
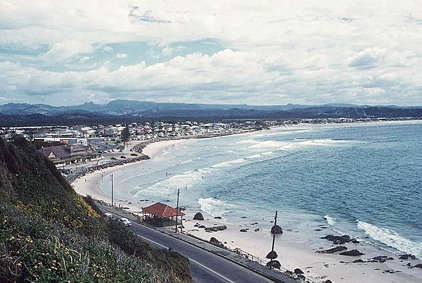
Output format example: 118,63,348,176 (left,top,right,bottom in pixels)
40,40,95,63
1,0,422,105
116,53,128,59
